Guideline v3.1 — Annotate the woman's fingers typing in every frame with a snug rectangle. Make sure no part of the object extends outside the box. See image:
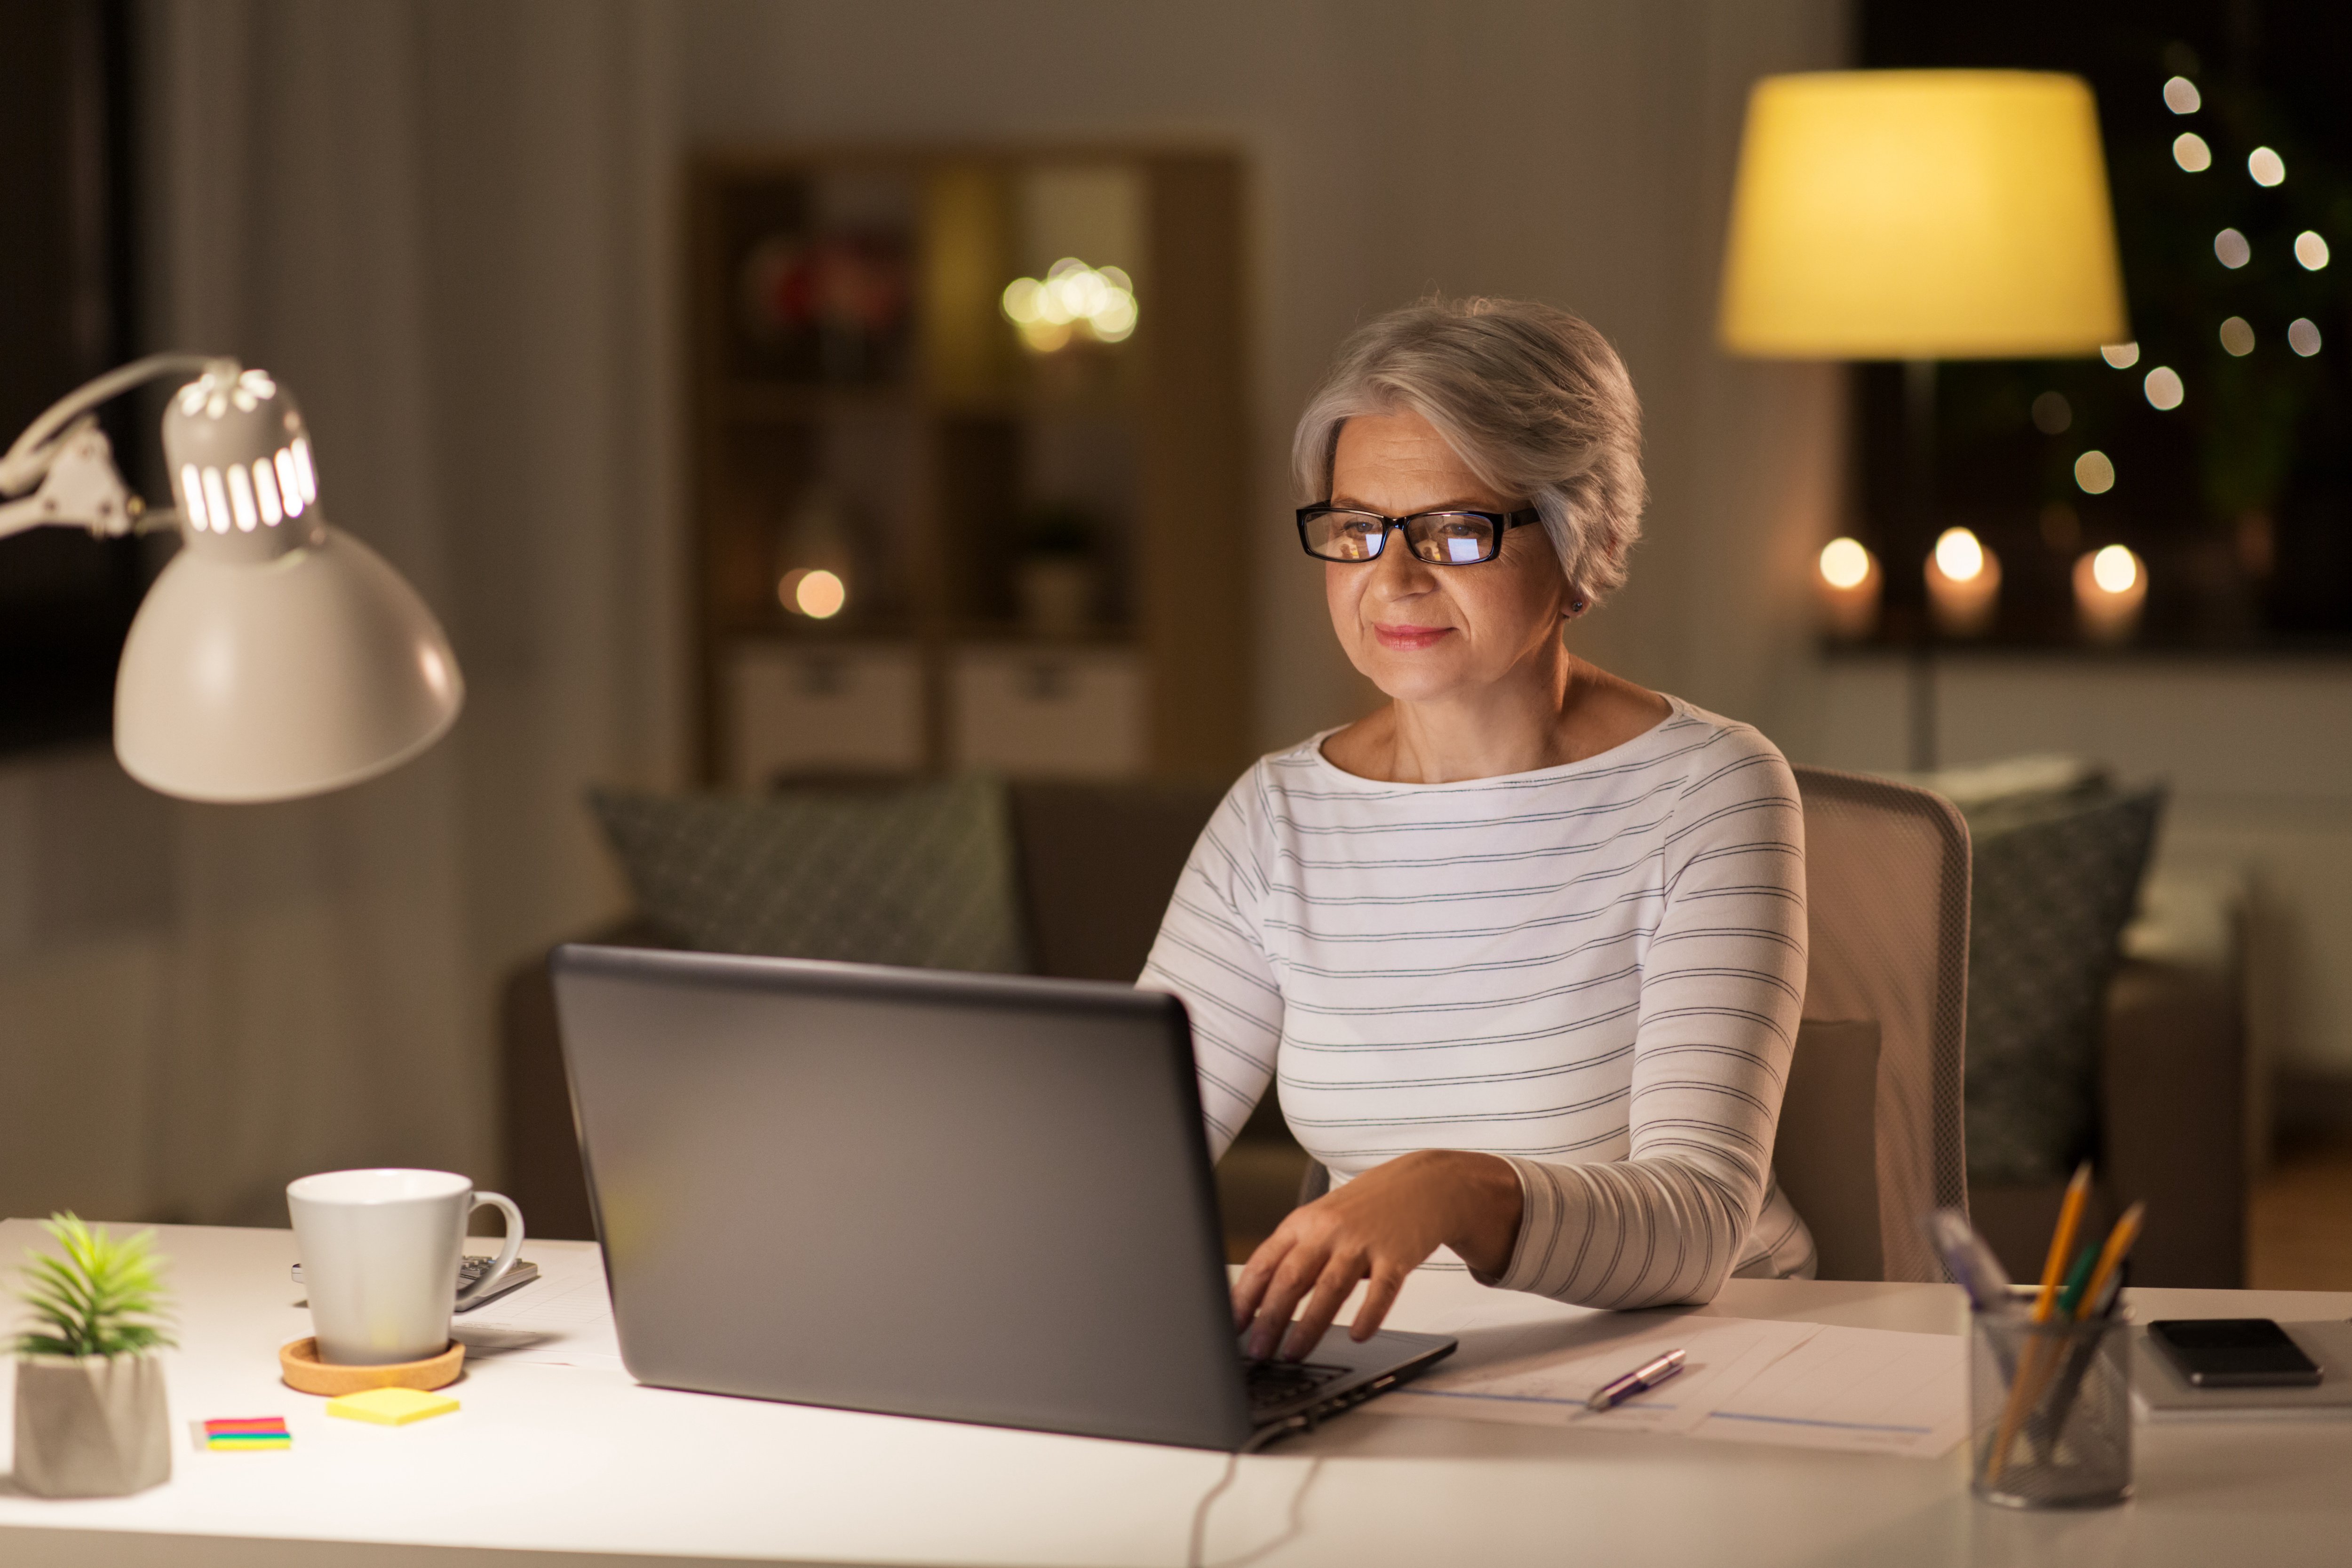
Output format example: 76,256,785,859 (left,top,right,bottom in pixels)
1244,1237,1331,1359
1351,1266,1409,1343
1228,1149,1525,1359
1279,1250,1371,1360
1229,1235,1287,1329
